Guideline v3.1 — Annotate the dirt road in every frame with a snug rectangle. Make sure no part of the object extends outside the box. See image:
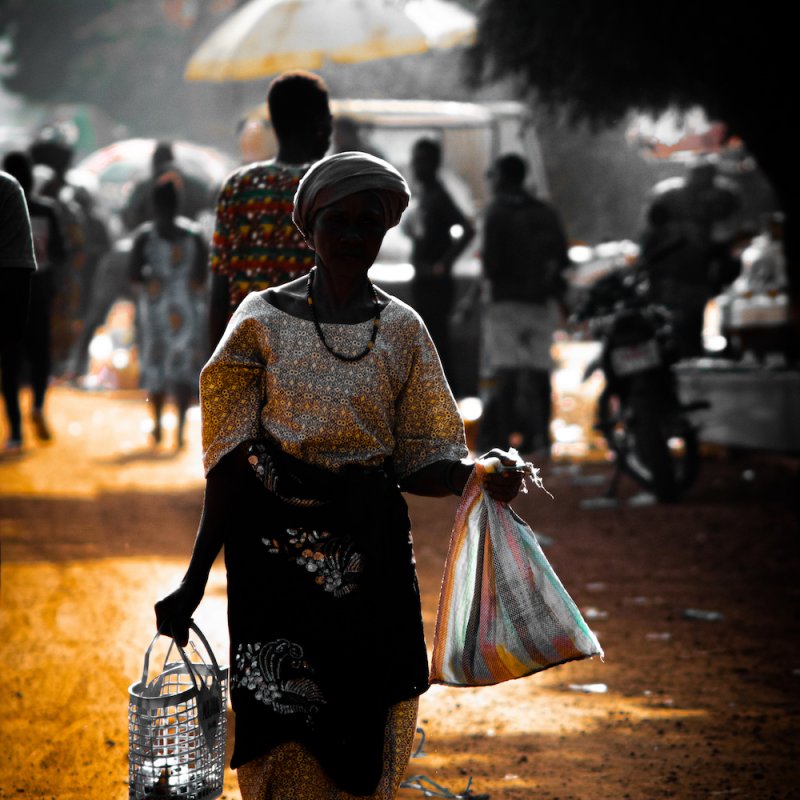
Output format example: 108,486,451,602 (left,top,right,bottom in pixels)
1,387,798,799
